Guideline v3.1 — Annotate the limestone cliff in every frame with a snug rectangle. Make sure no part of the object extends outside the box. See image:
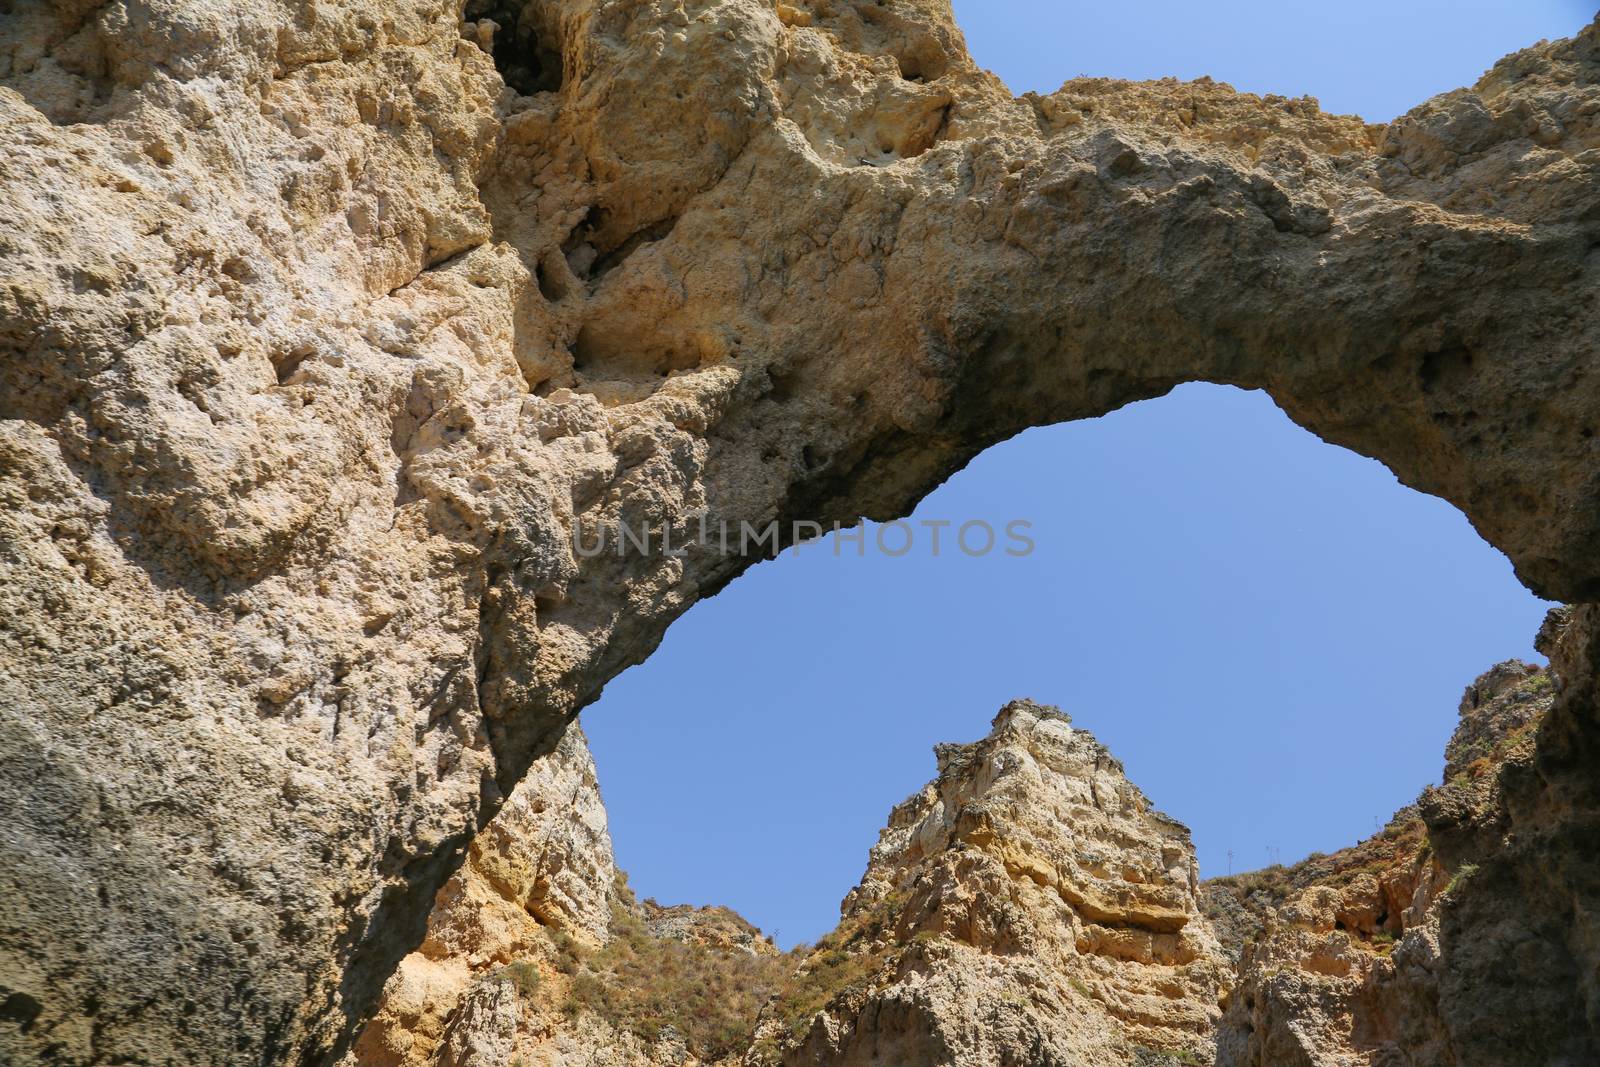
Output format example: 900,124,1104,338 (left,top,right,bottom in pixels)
350,722,618,1066
354,720,789,1067
4,0,1600,1062
366,701,1233,1067
750,701,1229,1067
366,642,1589,1067
1209,645,1568,1066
